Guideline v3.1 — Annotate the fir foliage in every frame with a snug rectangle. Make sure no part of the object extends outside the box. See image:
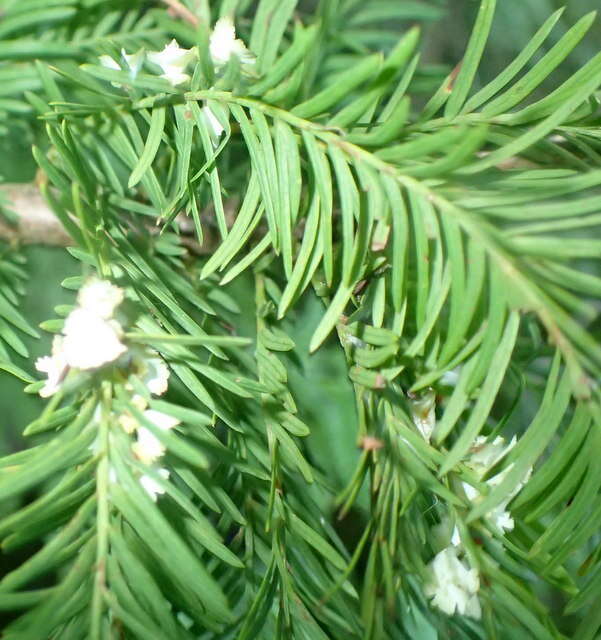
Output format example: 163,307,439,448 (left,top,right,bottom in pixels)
0,0,600,638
